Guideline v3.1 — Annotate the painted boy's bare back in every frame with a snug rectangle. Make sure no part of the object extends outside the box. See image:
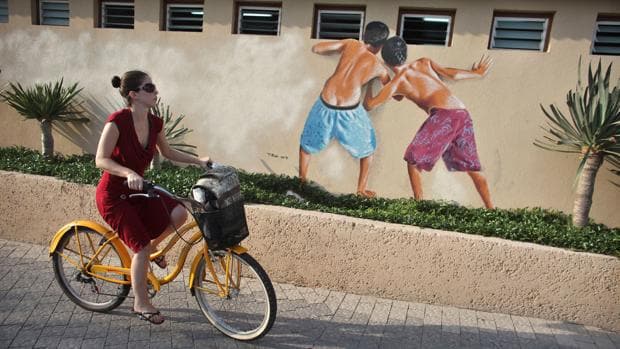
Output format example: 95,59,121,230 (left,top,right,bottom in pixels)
365,56,492,114
394,59,467,113
316,39,387,107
